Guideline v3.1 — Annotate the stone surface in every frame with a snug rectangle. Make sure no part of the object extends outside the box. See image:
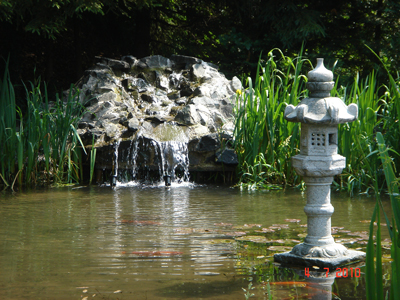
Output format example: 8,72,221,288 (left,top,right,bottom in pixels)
274,249,366,269
284,58,358,124
72,54,240,180
275,58,364,268
216,149,239,165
